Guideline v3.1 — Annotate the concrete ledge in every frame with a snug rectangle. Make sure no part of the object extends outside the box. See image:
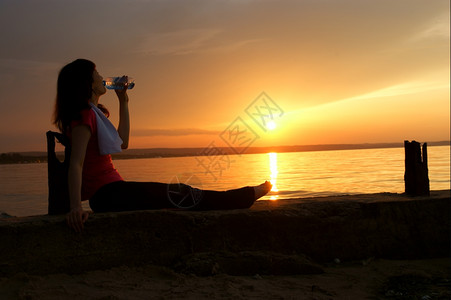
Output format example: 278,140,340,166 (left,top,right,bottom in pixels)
0,190,449,276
